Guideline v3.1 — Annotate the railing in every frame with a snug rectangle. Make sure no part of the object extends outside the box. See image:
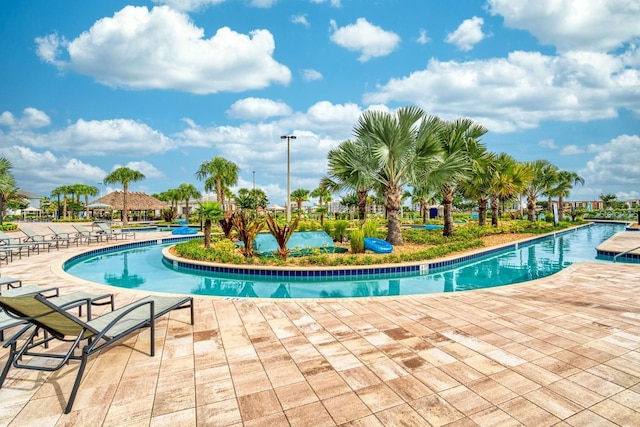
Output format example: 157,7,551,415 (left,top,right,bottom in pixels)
613,246,640,263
